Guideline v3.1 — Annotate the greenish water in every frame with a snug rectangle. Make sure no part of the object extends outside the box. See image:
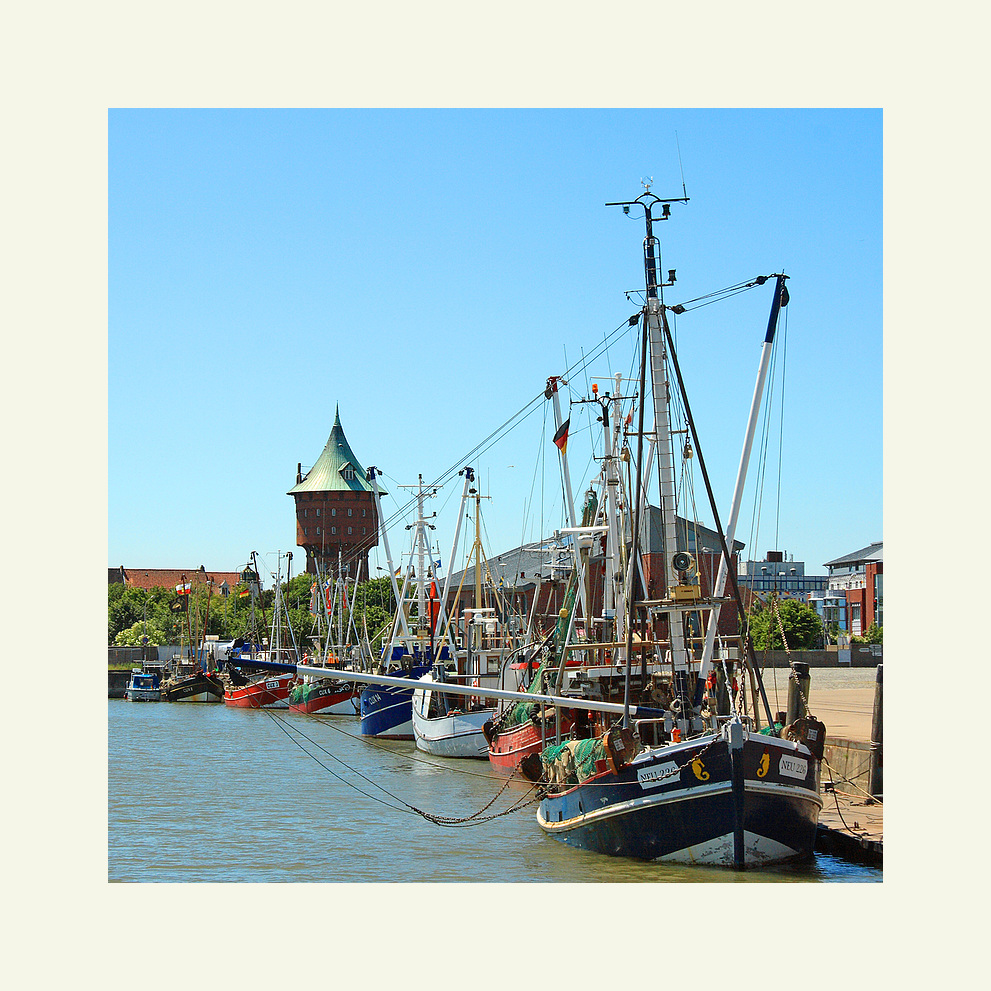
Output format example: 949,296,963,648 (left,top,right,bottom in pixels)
108,693,881,883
